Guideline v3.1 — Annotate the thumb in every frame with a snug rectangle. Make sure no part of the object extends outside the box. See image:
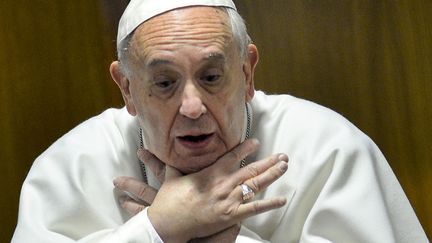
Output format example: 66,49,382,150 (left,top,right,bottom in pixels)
137,148,165,183
165,164,182,180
